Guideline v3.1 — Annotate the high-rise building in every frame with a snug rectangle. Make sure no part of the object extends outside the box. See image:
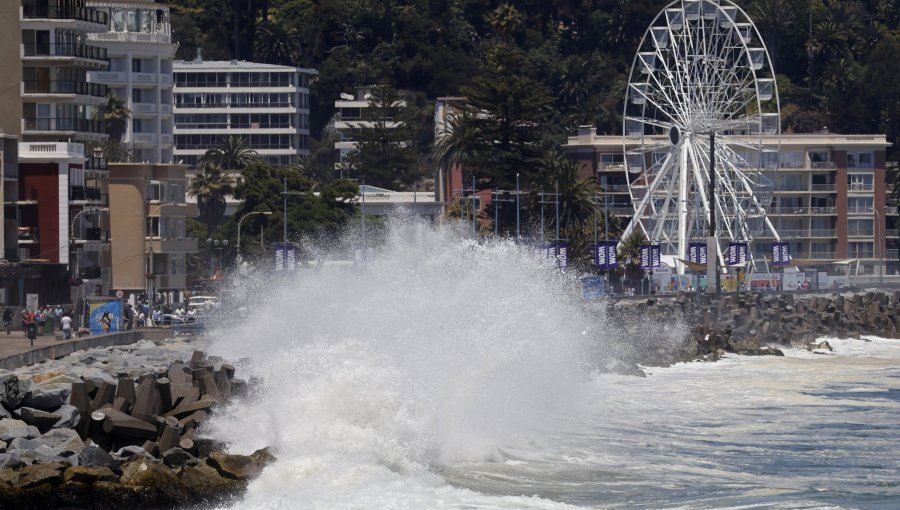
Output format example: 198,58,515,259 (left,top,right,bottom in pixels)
11,0,113,302
86,0,176,164
333,85,407,181
173,58,316,168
